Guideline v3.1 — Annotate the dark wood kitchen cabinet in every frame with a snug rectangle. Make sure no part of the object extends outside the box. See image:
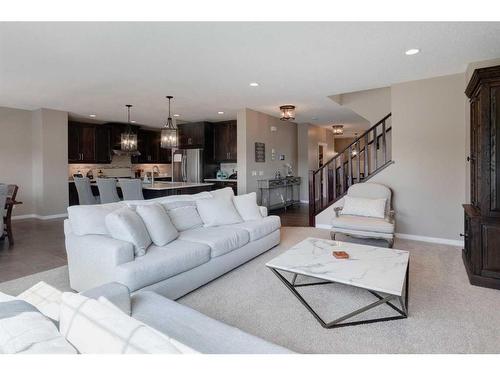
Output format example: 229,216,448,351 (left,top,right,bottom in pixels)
213,120,237,162
178,122,208,149
132,129,172,164
68,122,111,163
463,65,500,290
